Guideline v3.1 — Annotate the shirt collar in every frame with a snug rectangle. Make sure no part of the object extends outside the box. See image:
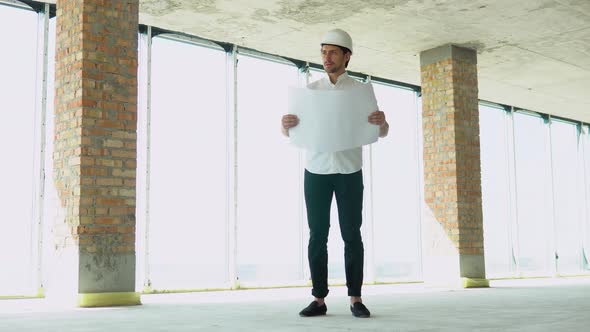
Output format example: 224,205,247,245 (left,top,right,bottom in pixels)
325,71,350,86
